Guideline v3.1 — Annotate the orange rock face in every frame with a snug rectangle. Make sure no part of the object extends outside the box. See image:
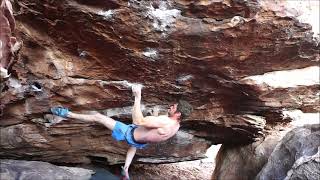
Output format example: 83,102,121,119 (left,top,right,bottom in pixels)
0,0,318,165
